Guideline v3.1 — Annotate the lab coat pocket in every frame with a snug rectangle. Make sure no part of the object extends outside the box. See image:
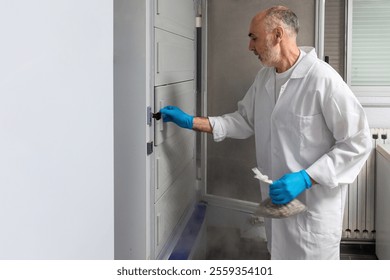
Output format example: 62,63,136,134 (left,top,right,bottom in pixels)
296,210,342,259
295,113,332,165
297,210,342,235
297,185,343,235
